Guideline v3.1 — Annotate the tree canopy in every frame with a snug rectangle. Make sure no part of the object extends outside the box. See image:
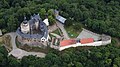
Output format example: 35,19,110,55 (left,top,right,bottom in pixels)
0,0,120,67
